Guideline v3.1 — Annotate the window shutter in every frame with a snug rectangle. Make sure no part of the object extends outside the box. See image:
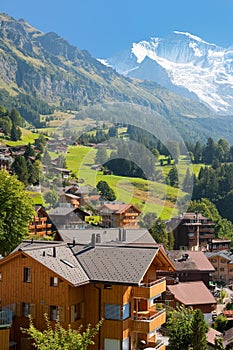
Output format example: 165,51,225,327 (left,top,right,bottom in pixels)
30,304,36,318
70,305,75,323
15,302,22,317
59,306,65,322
